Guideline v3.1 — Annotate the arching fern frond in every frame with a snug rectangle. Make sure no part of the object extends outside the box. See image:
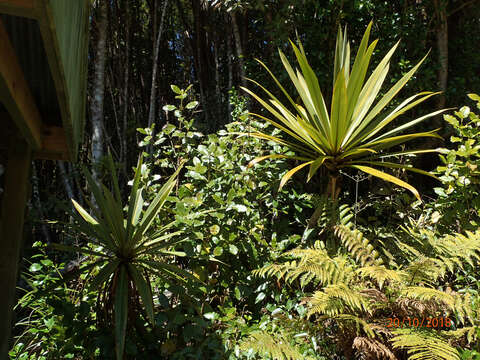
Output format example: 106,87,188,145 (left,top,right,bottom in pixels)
391,328,460,360
253,242,355,287
404,227,480,273
333,314,375,338
239,331,310,360
357,265,406,289
449,326,478,344
335,224,383,266
401,286,456,312
403,256,446,285
307,284,371,317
